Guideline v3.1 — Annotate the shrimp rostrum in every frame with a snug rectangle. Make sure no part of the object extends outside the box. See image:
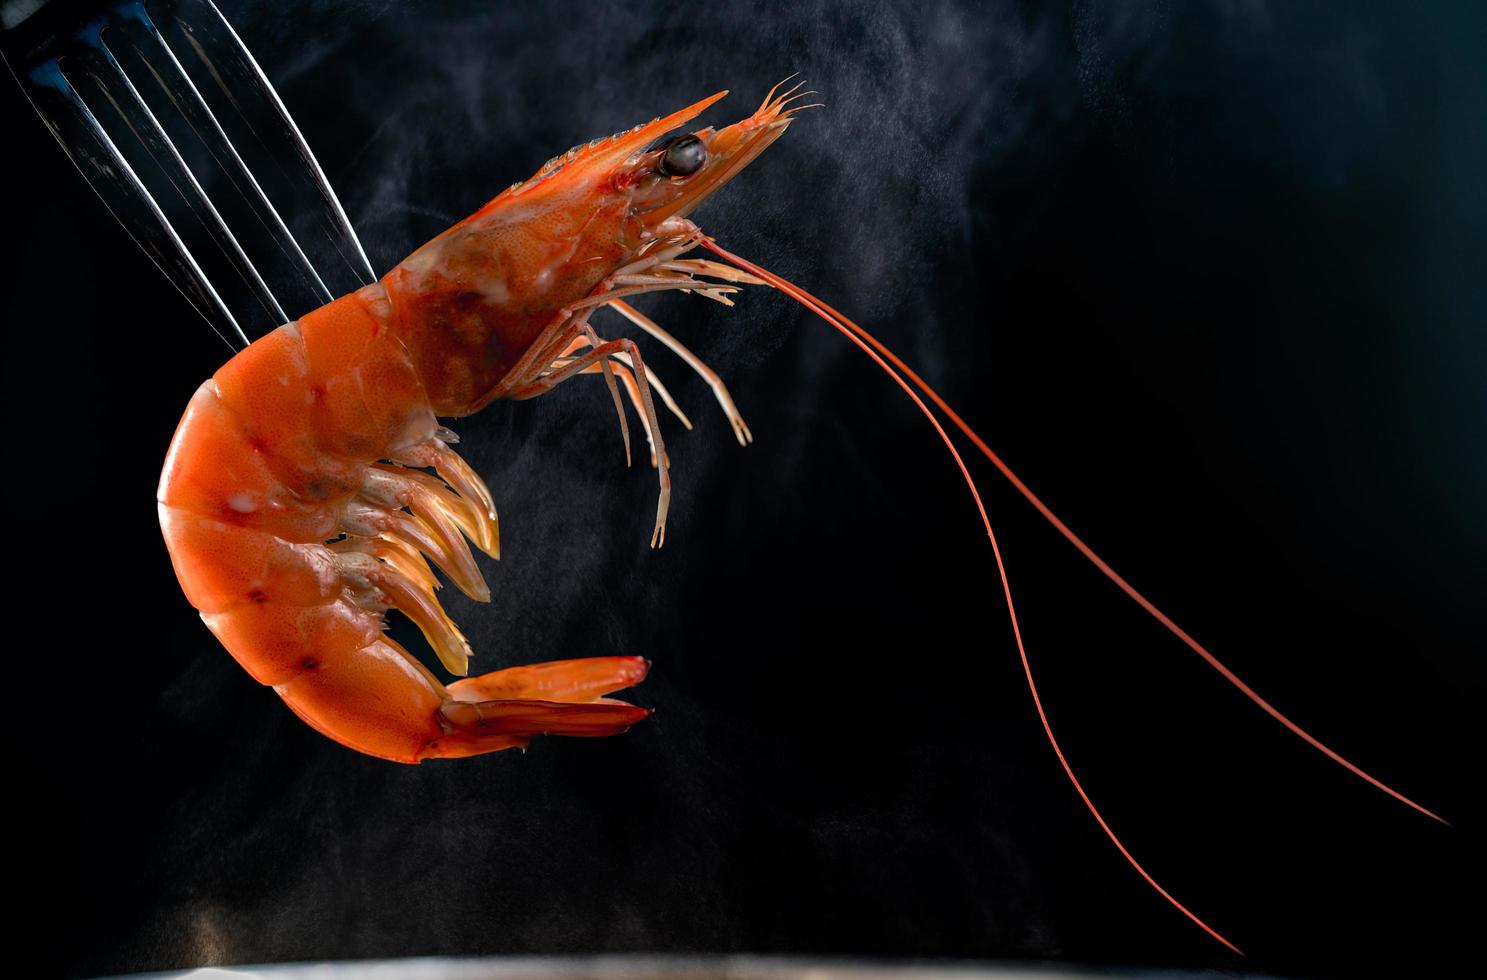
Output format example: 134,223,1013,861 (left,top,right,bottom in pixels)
158,87,802,763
